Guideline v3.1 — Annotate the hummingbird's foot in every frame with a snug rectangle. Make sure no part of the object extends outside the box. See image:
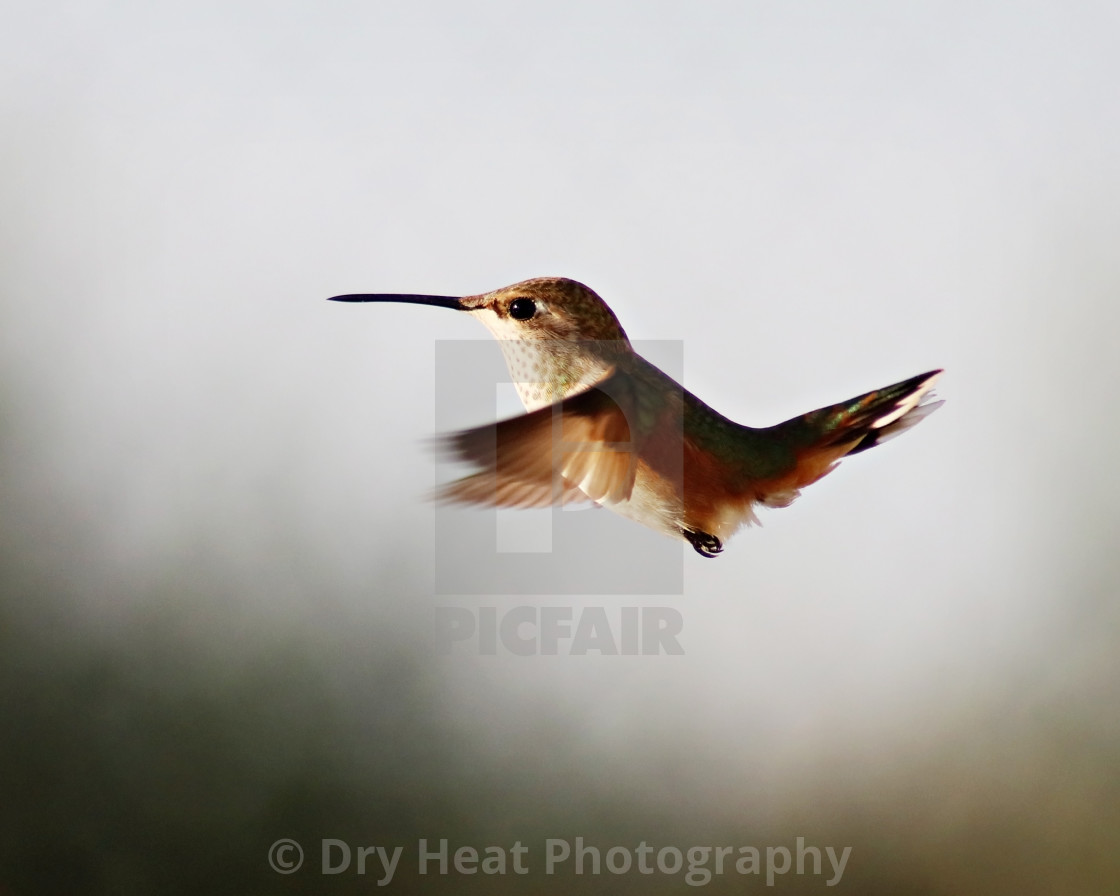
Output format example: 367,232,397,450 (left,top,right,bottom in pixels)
682,528,723,558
